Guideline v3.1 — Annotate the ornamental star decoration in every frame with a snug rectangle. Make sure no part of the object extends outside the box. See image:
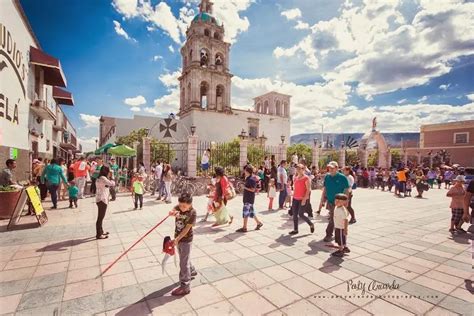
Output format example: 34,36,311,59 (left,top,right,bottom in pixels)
159,118,177,138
